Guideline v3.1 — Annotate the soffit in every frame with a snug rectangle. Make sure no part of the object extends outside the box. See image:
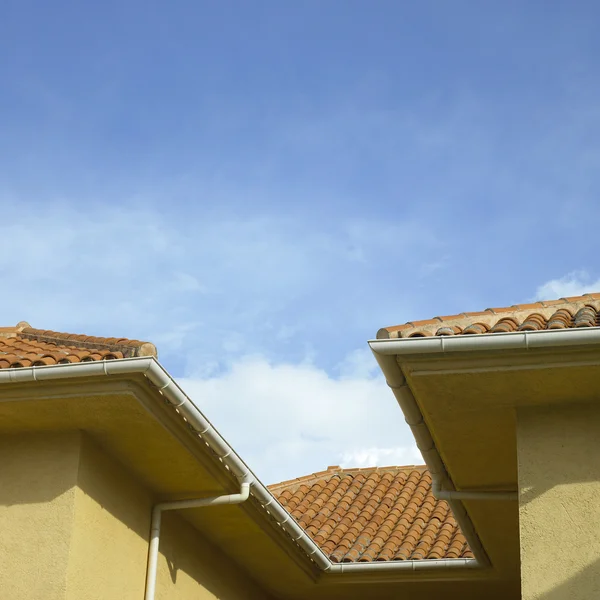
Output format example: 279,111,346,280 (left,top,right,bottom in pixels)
0,373,519,599
0,375,319,594
397,345,600,583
